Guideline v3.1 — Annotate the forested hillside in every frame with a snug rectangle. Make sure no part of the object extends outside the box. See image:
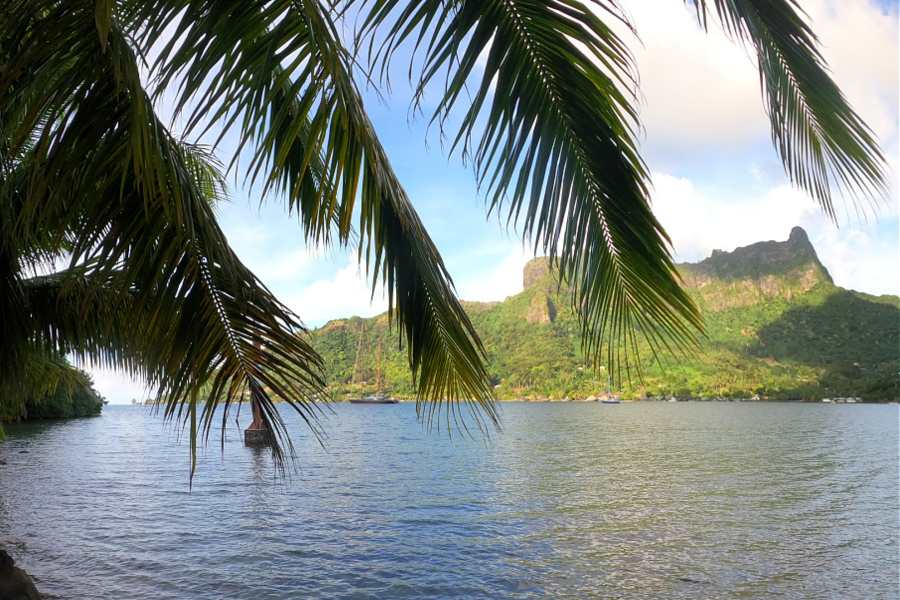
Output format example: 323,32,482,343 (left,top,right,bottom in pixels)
311,228,899,402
